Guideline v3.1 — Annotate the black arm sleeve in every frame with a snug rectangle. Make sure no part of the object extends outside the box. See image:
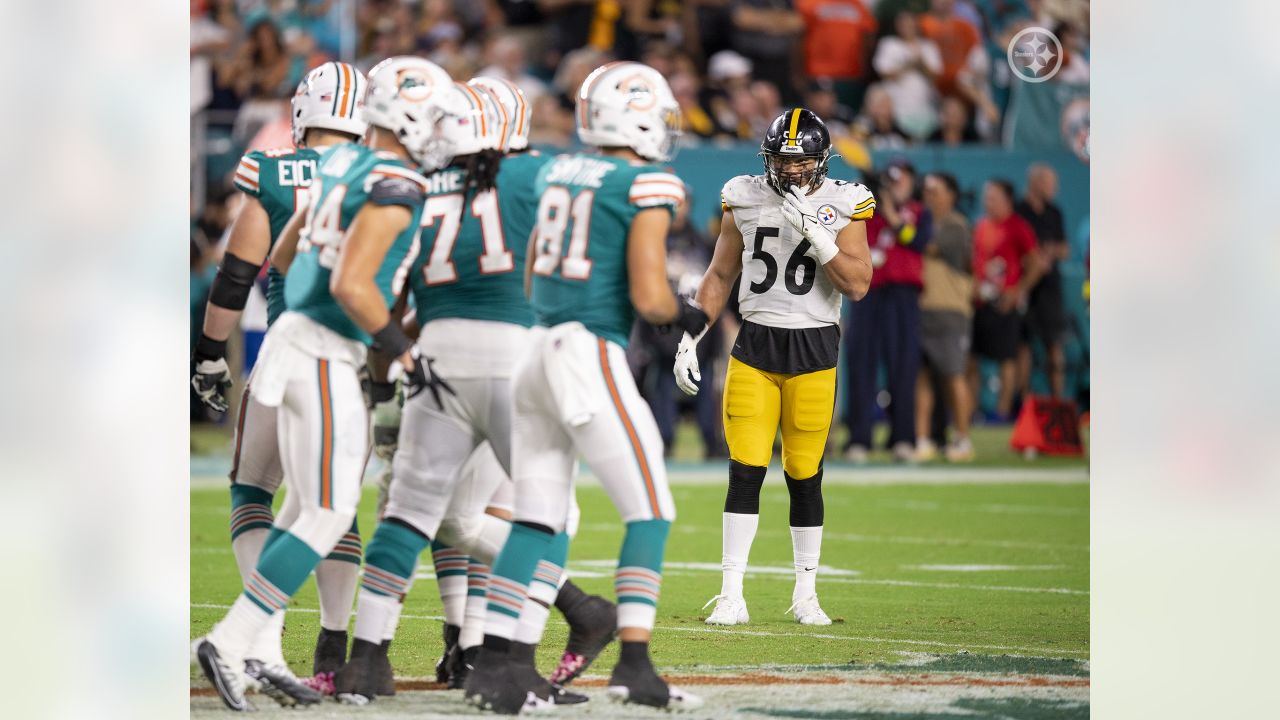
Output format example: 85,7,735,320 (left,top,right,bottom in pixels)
208,251,262,311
